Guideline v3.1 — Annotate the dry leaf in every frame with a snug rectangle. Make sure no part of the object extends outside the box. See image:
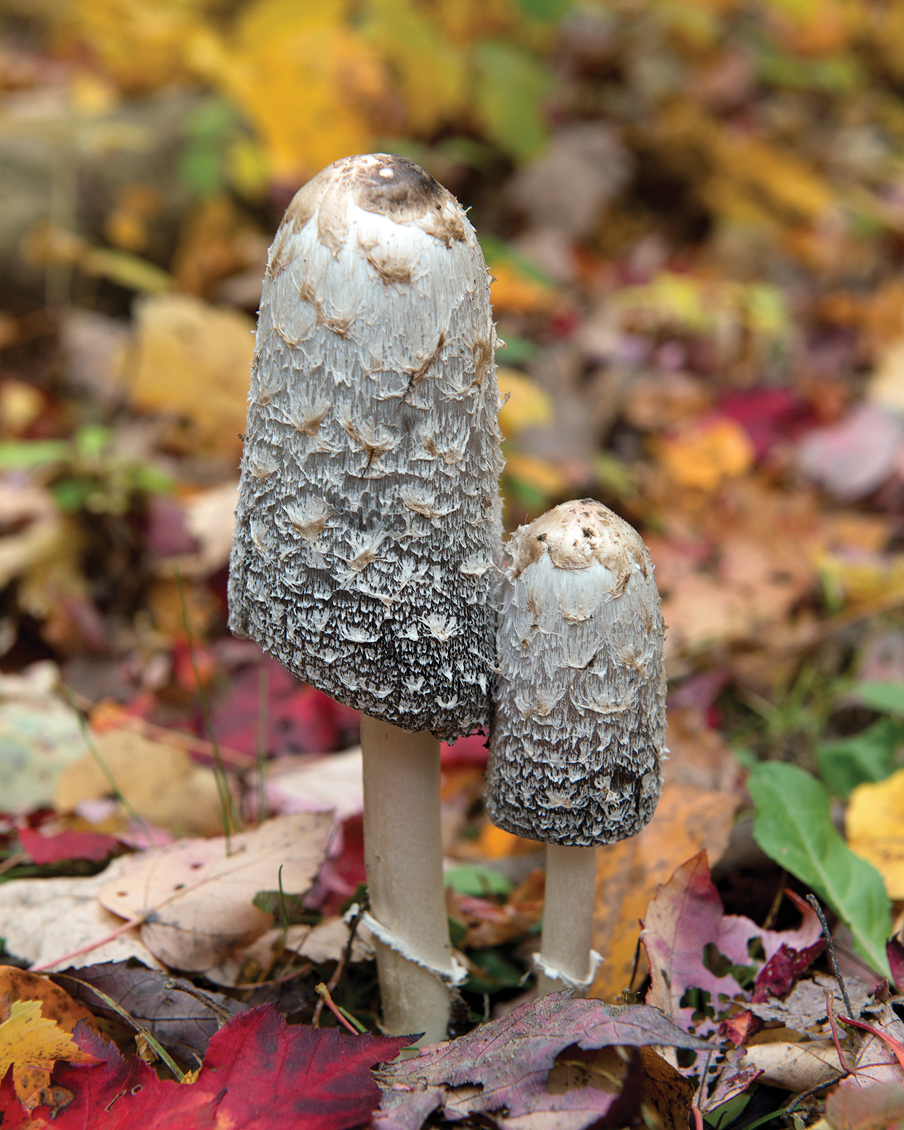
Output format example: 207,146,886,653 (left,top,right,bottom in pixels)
128,293,254,455
0,999,98,1111
55,728,229,837
0,860,162,971
268,747,363,820
0,968,97,1033
846,769,904,898
738,1040,843,1092
98,814,334,971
